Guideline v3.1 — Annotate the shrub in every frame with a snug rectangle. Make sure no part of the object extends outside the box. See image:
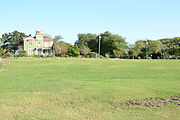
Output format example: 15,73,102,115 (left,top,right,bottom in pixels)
19,51,27,57
67,46,80,57
33,55,41,58
0,49,5,57
2,52,13,58
55,54,69,57
89,52,98,58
